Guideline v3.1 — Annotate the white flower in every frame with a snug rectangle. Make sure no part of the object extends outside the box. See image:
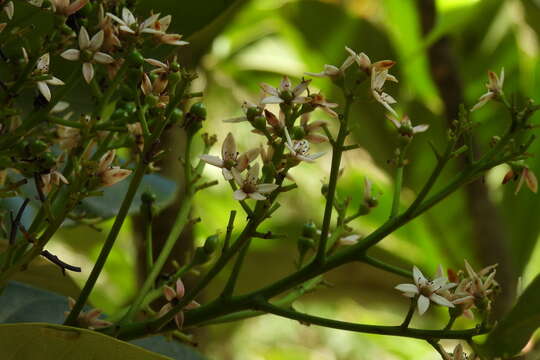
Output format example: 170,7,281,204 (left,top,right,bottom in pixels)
97,150,132,187
299,113,328,143
463,260,498,299
283,127,325,163
443,344,469,360
371,66,398,116
395,266,456,315
199,132,259,181
41,170,69,194
50,0,88,16
345,47,397,79
140,72,169,108
502,164,537,195
61,26,115,83
107,8,160,35
32,53,65,102
307,93,339,118
387,114,429,137
260,76,310,105
232,163,278,201
143,14,189,46
157,279,200,329
304,50,356,78
471,68,504,111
